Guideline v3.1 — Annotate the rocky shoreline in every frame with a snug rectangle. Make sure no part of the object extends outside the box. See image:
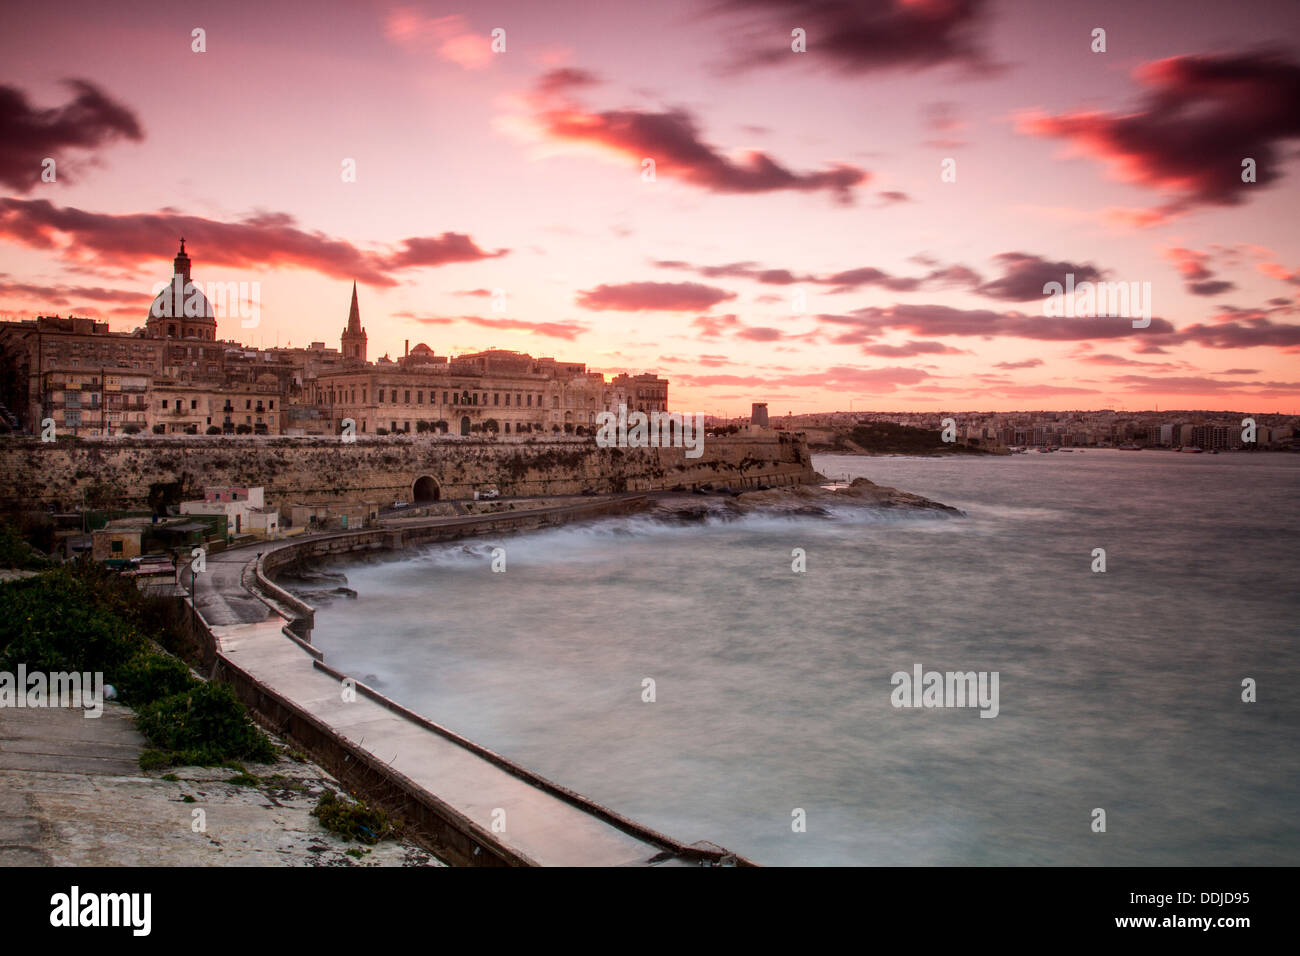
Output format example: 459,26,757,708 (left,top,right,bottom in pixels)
646,477,964,520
